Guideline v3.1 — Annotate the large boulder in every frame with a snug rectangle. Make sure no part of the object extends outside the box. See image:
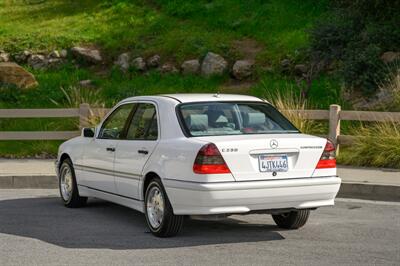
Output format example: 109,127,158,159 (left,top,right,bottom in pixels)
71,46,102,64
381,51,400,64
181,59,200,74
160,63,178,74
115,52,130,72
147,55,161,68
27,54,47,69
201,52,228,76
60,49,68,58
131,57,146,71
47,58,63,69
48,50,61,59
232,60,254,80
14,50,32,63
0,62,38,89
